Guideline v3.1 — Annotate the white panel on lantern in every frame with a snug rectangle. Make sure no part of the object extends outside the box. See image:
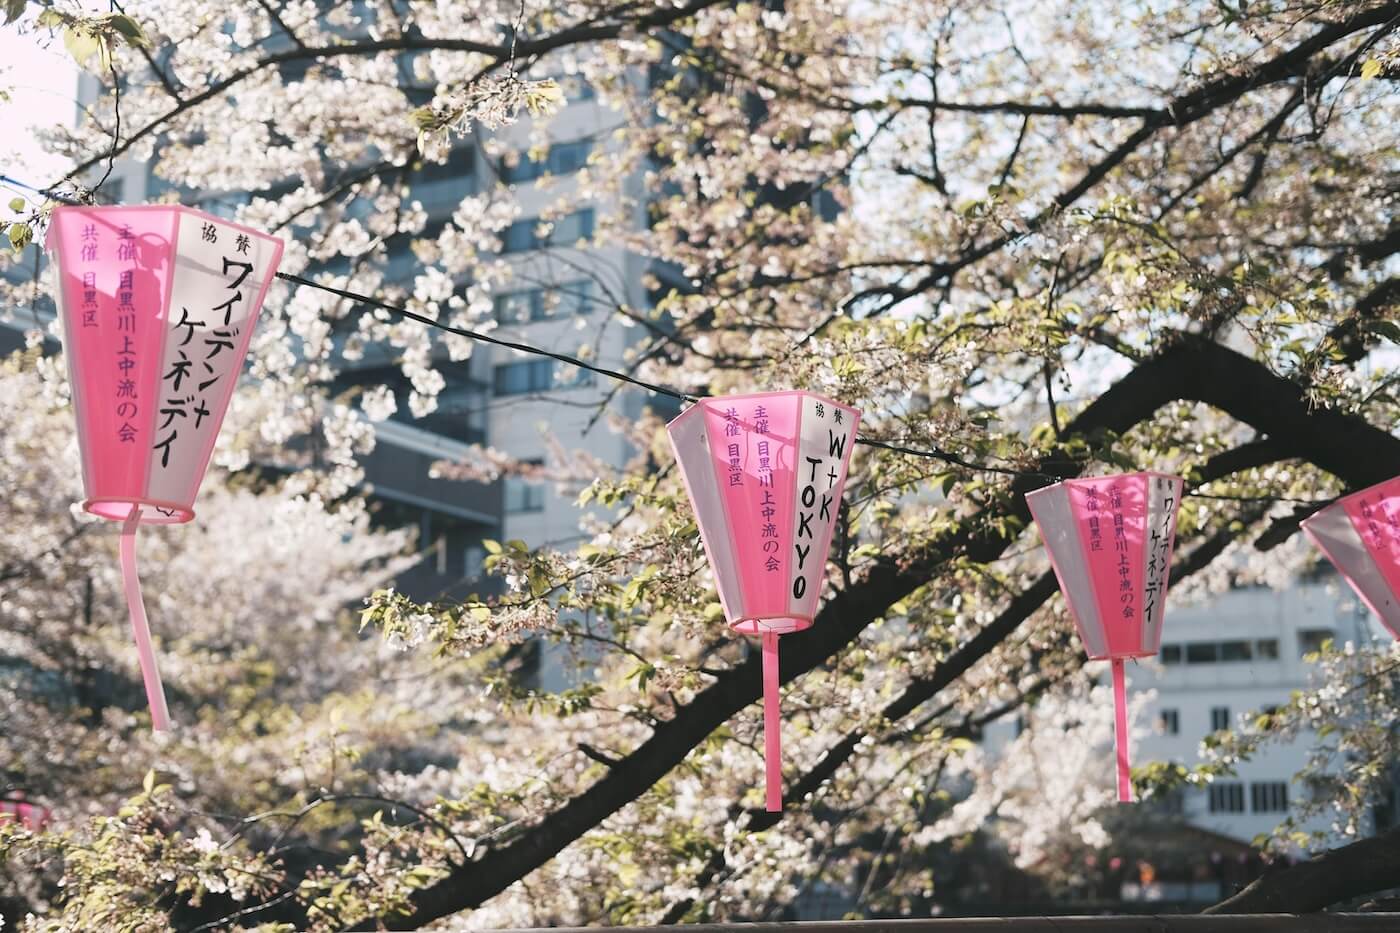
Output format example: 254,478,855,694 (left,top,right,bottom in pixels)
50,243,98,494
785,395,858,620
668,405,748,622
1025,483,1109,658
146,212,278,506
1304,503,1400,627
1139,474,1182,653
